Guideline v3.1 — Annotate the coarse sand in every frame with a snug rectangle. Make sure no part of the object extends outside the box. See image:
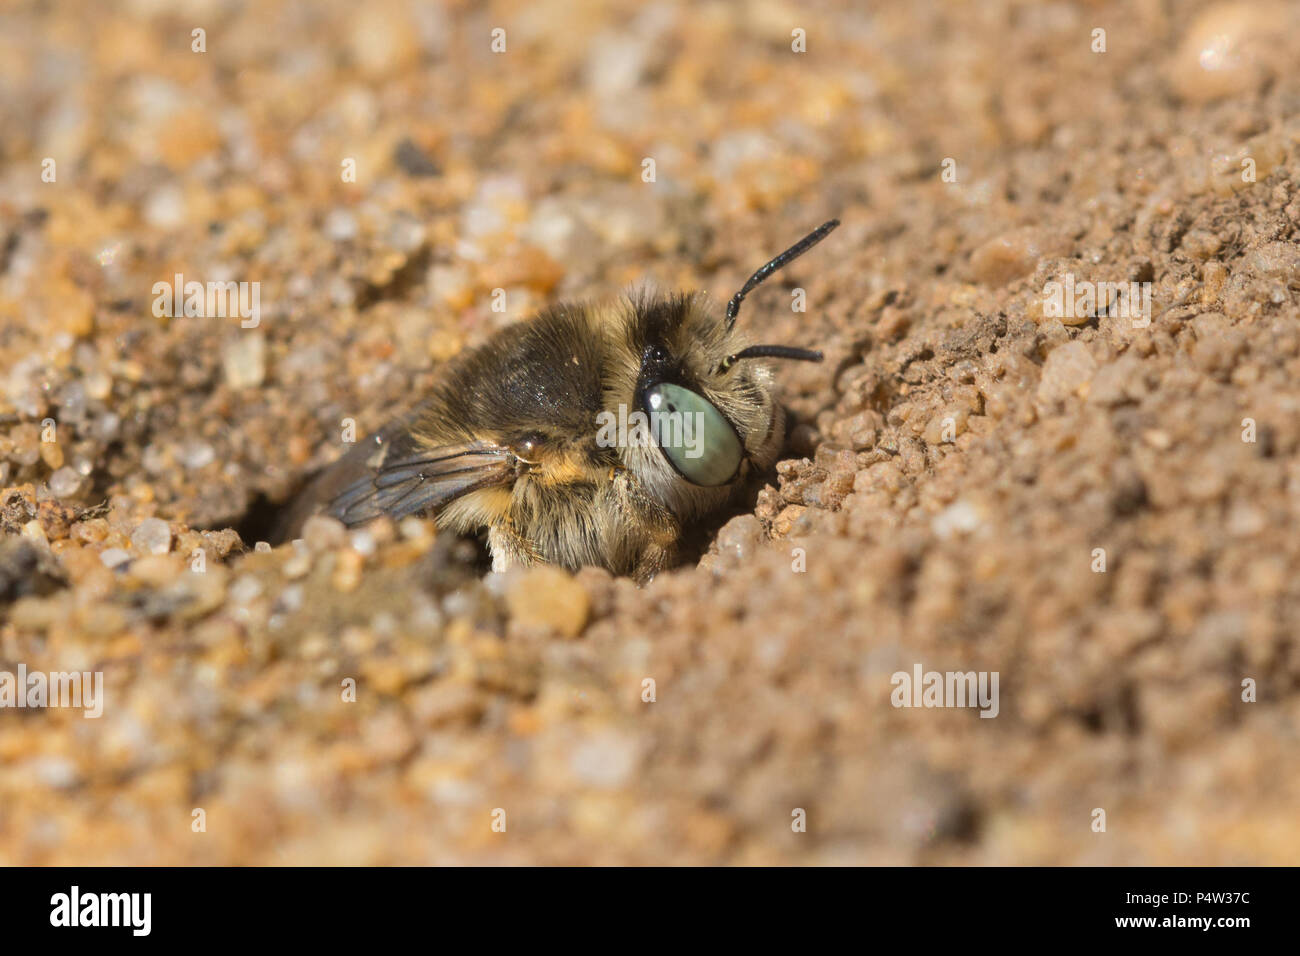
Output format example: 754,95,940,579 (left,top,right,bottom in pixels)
0,0,1298,864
